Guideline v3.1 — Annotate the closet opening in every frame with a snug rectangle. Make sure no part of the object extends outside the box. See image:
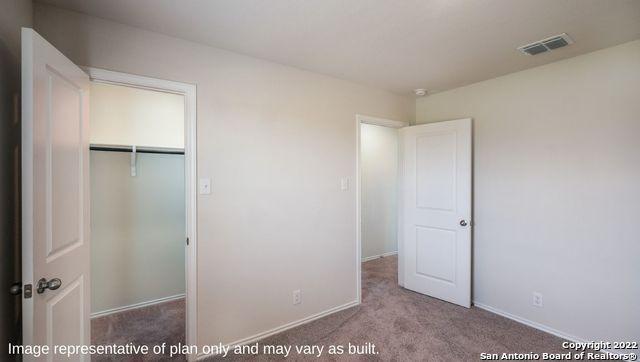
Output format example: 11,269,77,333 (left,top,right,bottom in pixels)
88,77,190,358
